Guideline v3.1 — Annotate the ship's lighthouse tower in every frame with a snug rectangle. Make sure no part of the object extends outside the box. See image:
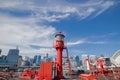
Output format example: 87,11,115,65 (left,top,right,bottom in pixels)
55,32,65,79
